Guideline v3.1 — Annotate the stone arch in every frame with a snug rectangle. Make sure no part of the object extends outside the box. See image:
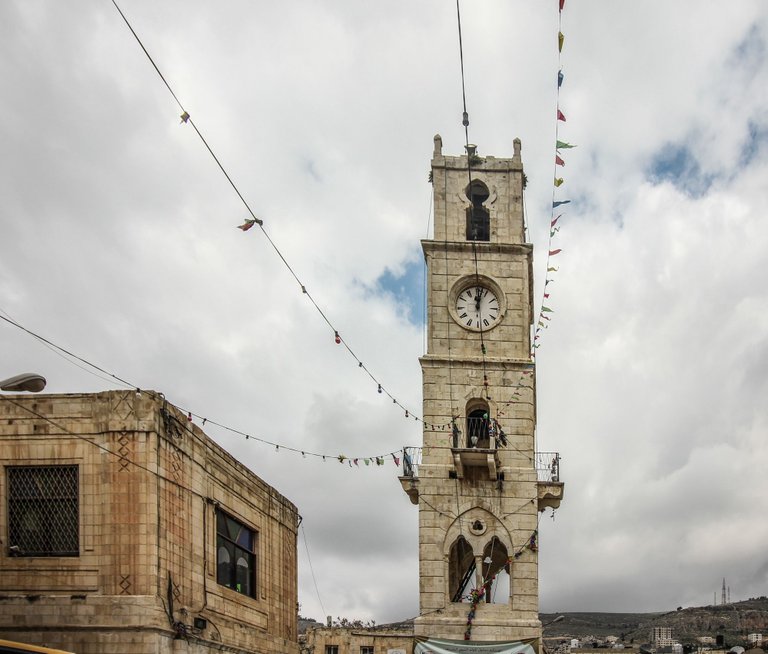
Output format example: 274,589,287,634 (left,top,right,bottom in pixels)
443,508,513,604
